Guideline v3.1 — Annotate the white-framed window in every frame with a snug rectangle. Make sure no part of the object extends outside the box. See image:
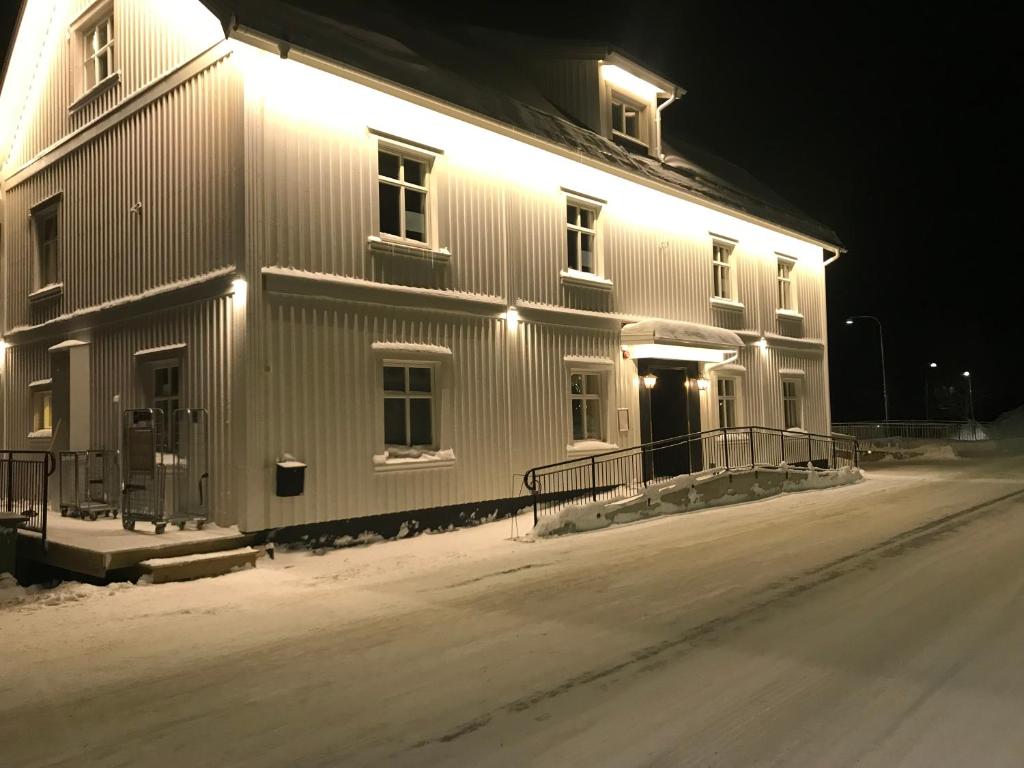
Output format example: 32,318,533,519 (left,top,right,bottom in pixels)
570,371,604,441
81,12,114,92
782,378,803,429
32,202,60,291
717,377,738,428
712,241,734,300
566,201,599,274
377,147,431,244
777,257,796,311
383,363,436,448
31,388,53,434
611,93,646,145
